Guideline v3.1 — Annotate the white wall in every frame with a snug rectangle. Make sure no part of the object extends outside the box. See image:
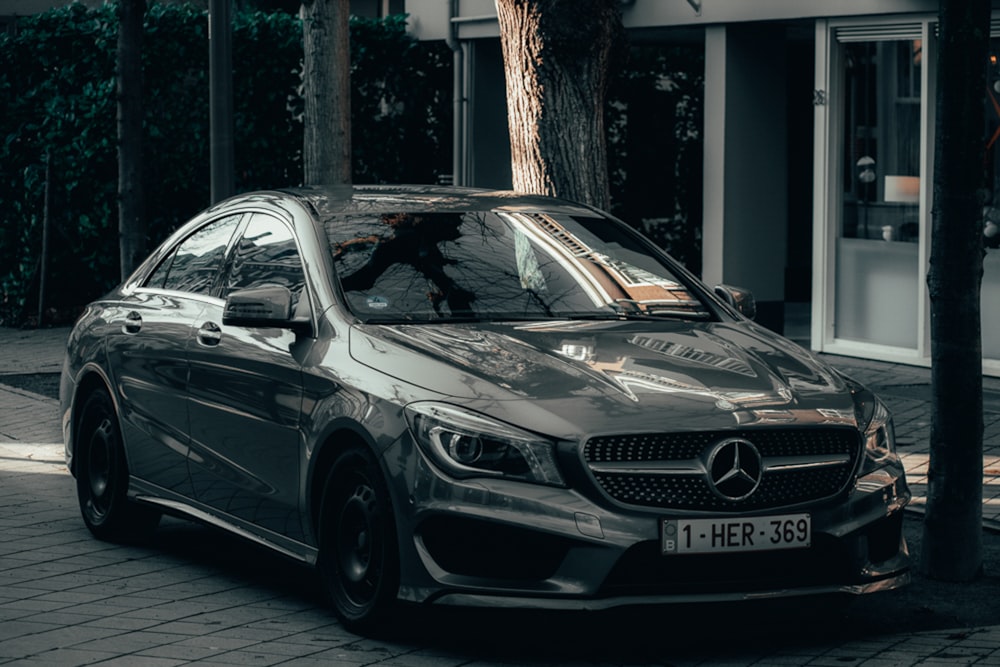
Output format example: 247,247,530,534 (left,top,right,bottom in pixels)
620,0,937,28
403,0,944,42
702,24,789,305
